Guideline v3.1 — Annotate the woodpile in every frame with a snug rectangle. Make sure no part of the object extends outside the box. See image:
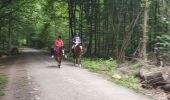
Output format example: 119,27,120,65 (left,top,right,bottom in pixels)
138,66,170,92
